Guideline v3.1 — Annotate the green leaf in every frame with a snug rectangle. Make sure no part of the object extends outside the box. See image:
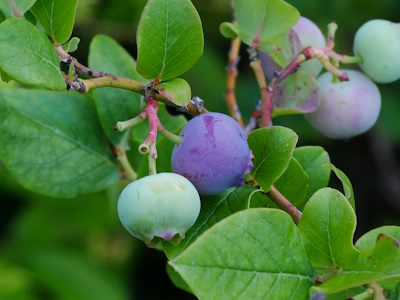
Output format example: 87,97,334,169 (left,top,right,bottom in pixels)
170,208,314,300
219,22,239,39
62,37,80,53
164,186,254,259
314,234,400,295
260,29,301,67
0,88,120,198
355,226,400,250
0,0,35,17
0,68,12,83
293,146,331,201
30,0,78,44
272,70,320,117
250,158,308,208
166,262,192,294
0,17,65,90
88,34,145,146
248,188,275,208
247,126,298,192
235,0,299,48
0,0,12,16
136,0,204,81
273,157,309,207
298,188,359,269
14,0,36,13
154,78,191,107
324,163,356,212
